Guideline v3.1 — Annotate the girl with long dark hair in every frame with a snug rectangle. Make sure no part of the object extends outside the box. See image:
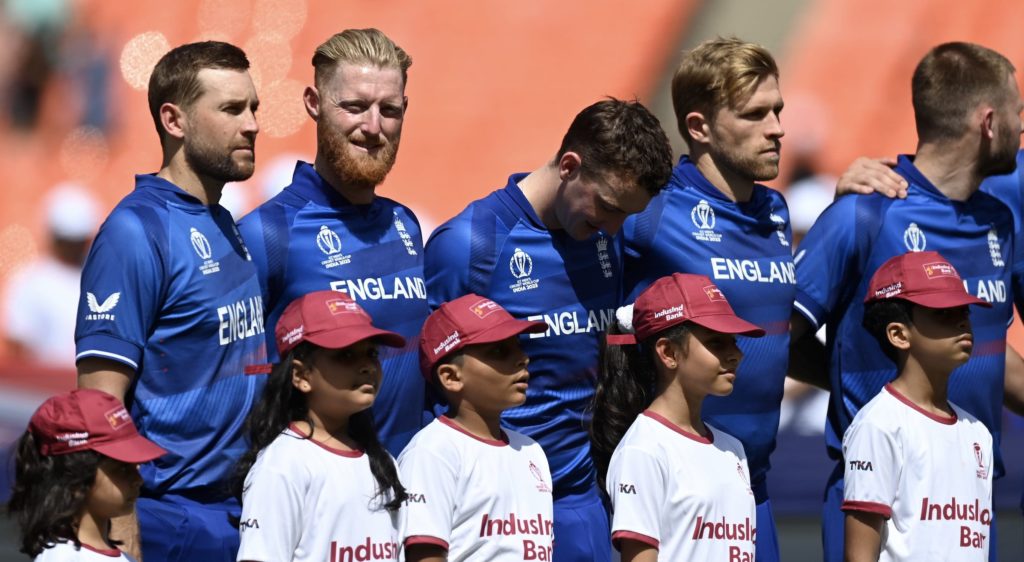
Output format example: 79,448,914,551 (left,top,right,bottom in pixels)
234,291,407,562
591,274,765,562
